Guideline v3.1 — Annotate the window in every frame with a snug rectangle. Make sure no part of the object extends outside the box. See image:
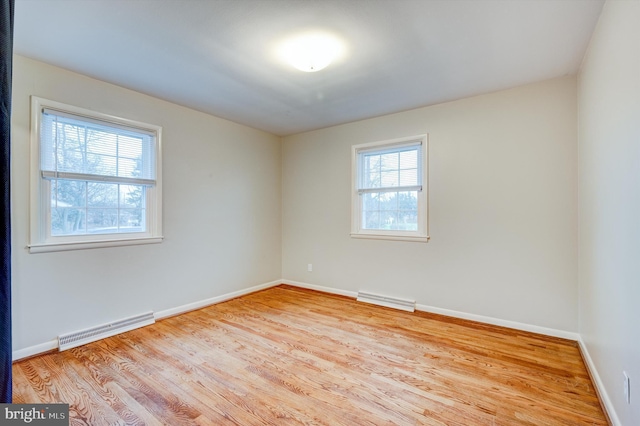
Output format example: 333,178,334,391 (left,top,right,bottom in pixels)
29,97,163,253
351,135,429,242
